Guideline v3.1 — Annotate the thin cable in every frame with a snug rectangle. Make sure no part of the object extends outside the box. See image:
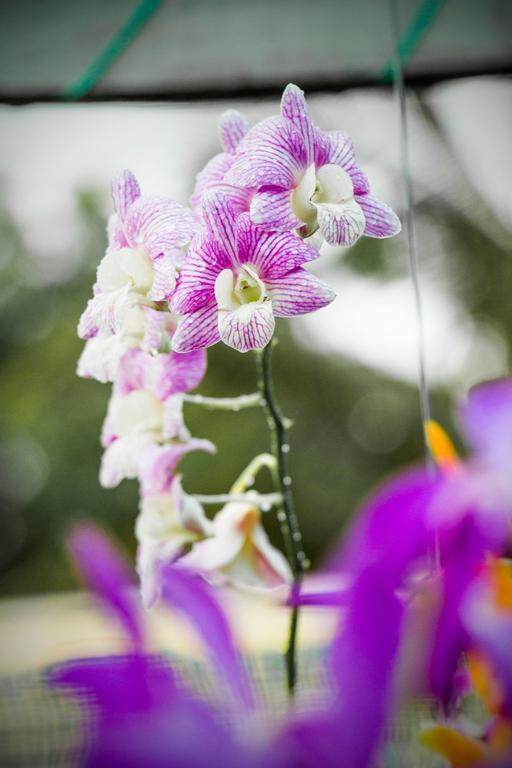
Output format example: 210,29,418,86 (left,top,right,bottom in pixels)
389,0,434,468
63,0,162,100
380,0,446,82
